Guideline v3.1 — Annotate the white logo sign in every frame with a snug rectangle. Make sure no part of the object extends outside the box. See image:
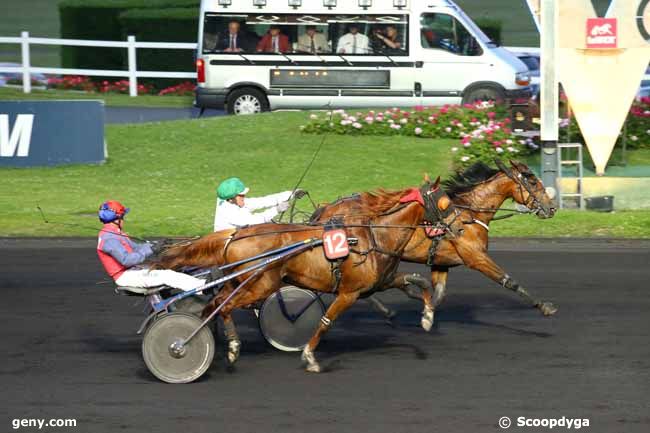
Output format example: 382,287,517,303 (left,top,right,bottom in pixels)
591,23,613,36
0,114,34,157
